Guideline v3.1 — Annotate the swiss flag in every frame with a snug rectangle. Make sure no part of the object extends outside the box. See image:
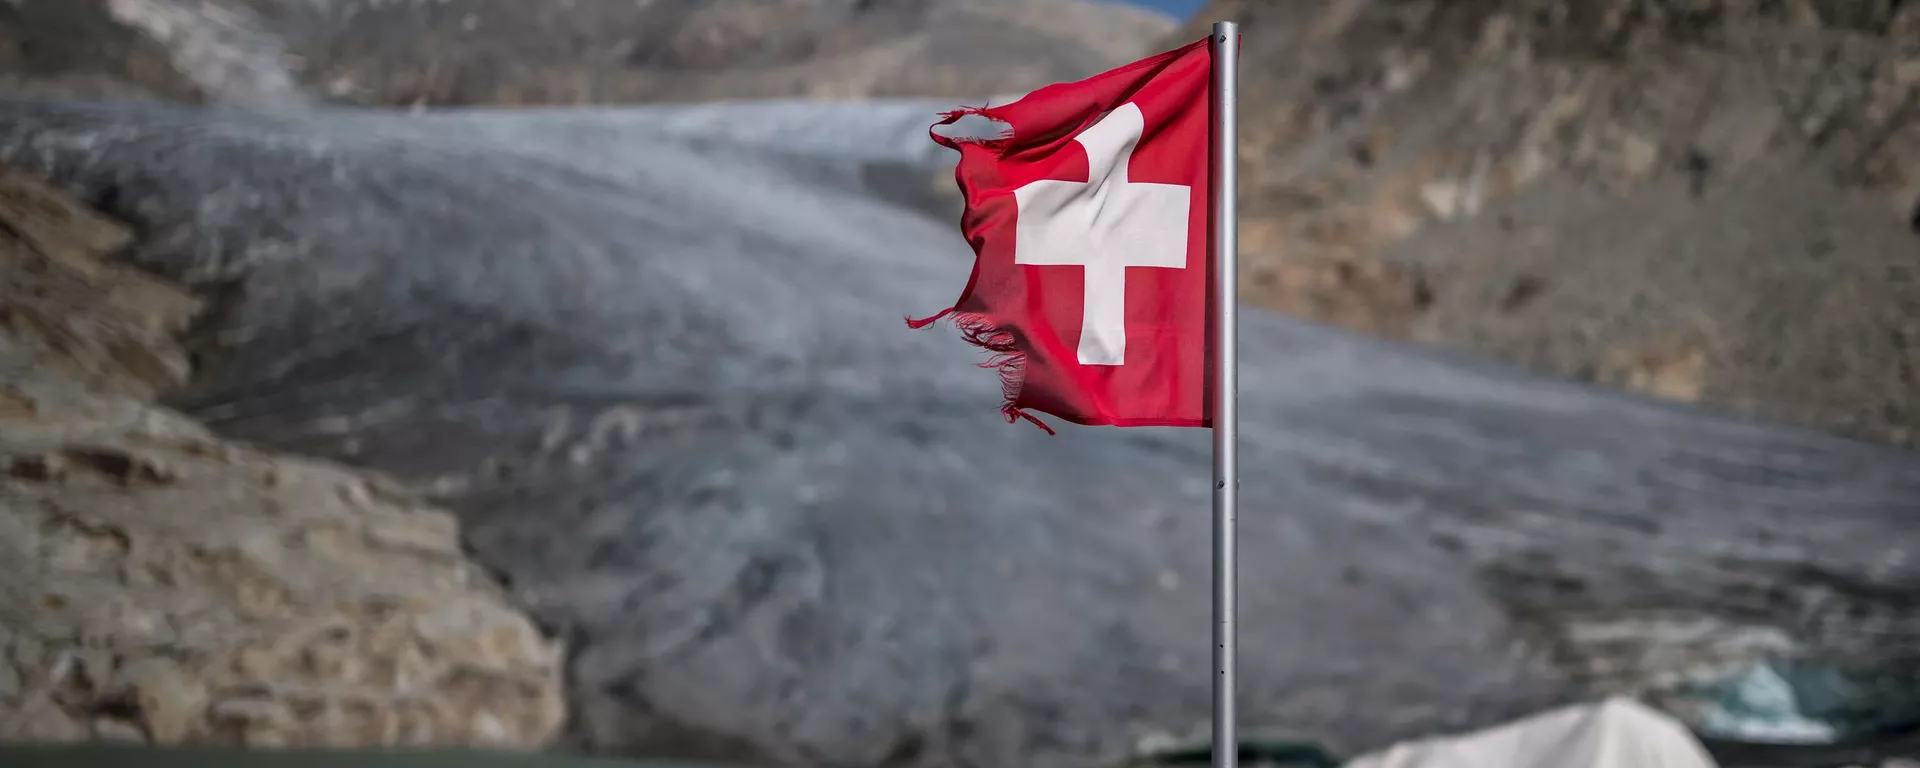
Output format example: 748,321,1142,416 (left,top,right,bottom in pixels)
911,38,1215,433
